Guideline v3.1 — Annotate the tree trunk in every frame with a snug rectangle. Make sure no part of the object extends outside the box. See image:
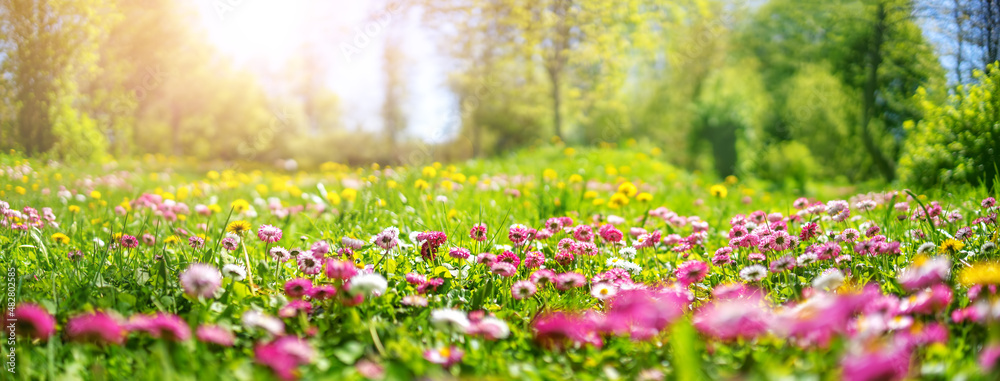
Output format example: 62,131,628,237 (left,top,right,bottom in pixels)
861,2,896,181
548,66,563,140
